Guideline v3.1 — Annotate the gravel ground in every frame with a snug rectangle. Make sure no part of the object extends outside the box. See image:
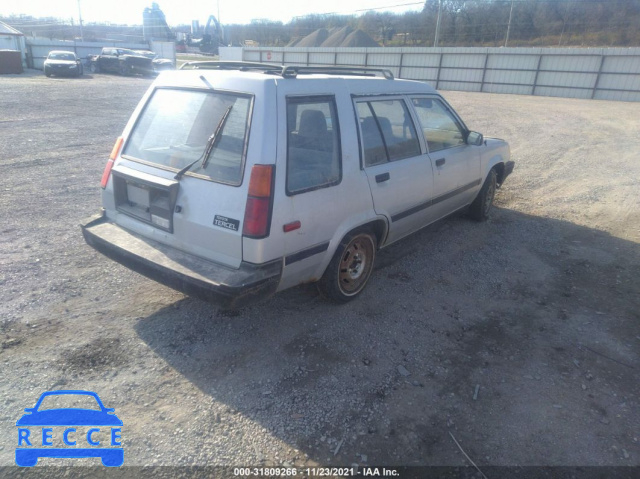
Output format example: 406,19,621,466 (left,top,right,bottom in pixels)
1,70,639,474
